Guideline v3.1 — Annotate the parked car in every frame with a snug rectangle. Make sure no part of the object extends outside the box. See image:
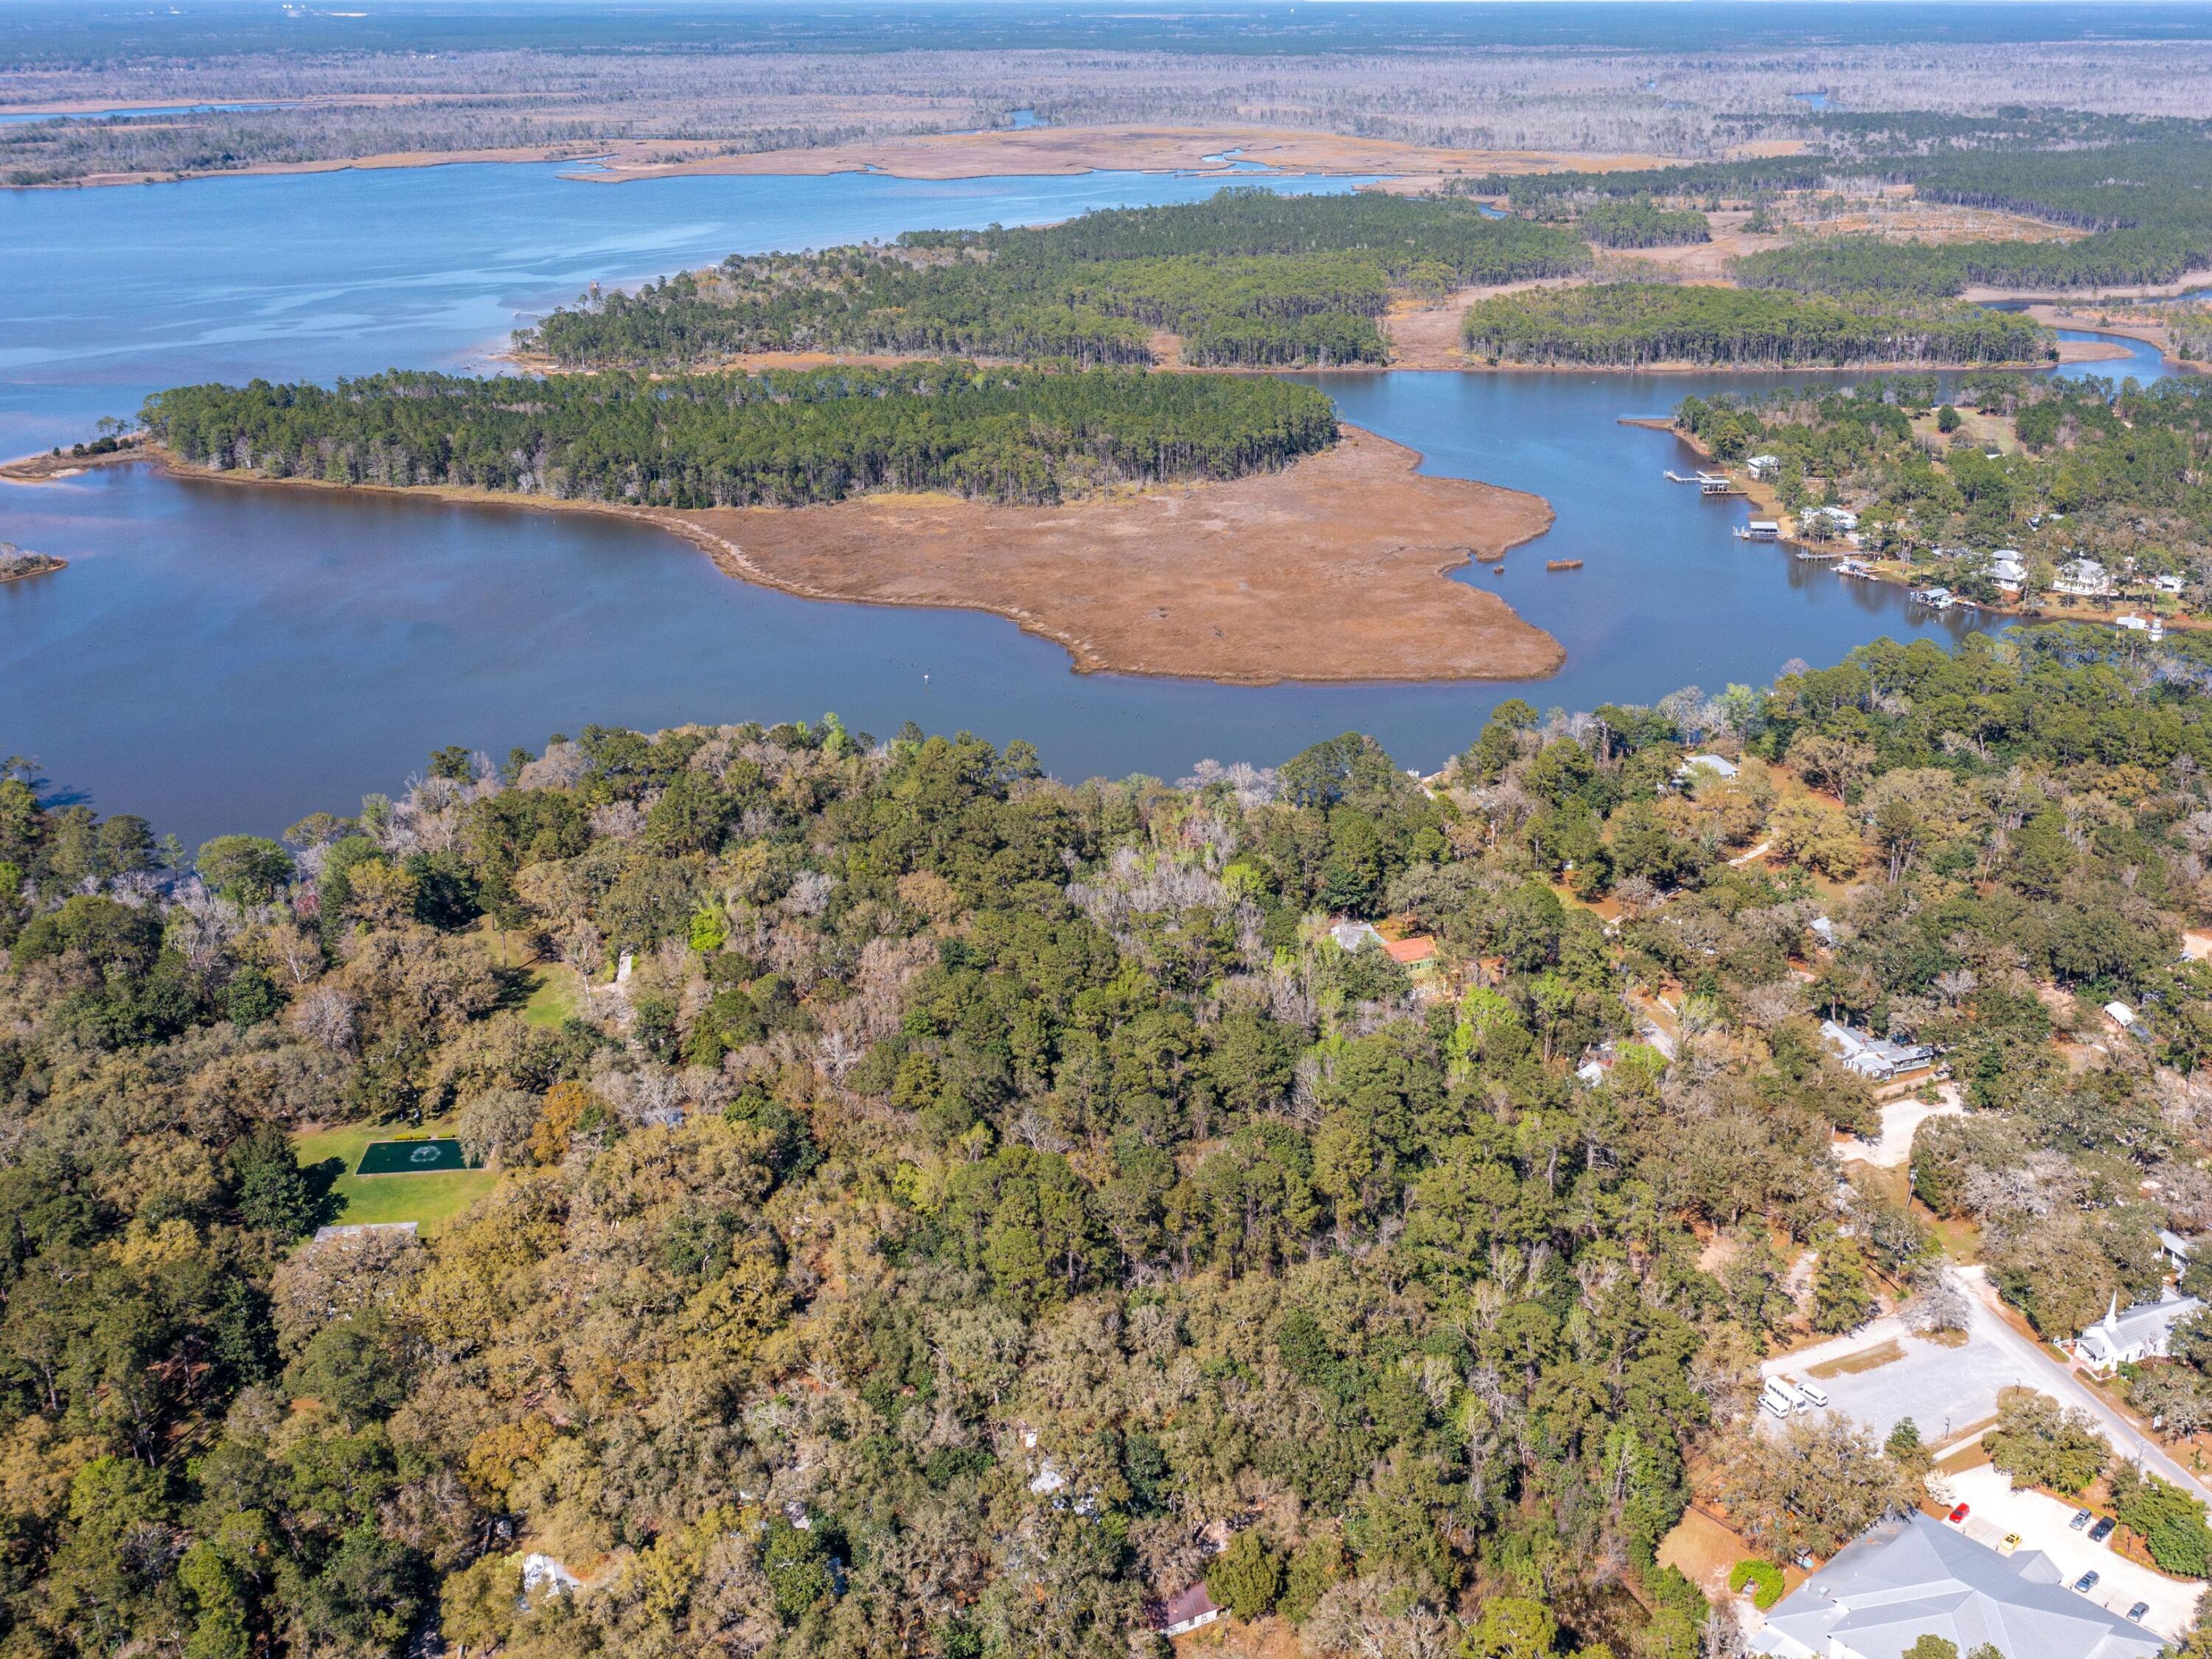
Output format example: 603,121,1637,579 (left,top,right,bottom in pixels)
2070,1509,2093,1531
2090,1517,2118,1543
2128,1602,2151,1624
2075,1571,2101,1594
1947,1503,1970,1524
2000,1533,2022,1555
